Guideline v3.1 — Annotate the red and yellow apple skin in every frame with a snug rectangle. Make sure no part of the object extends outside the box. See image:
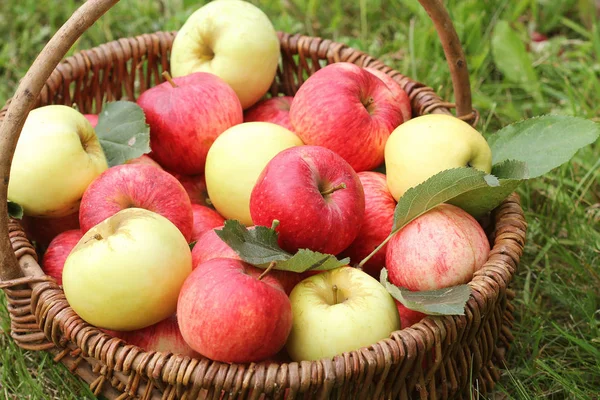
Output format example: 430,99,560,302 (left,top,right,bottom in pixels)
84,114,99,128
289,62,405,172
364,67,412,123
244,96,294,131
125,154,163,170
22,211,80,250
340,171,396,277
137,72,243,175
250,145,365,255
171,173,211,206
190,204,225,243
396,303,426,329
386,204,490,291
41,229,83,285
177,258,293,363
79,163,194,242
111,314,198,358
191,228,238,268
